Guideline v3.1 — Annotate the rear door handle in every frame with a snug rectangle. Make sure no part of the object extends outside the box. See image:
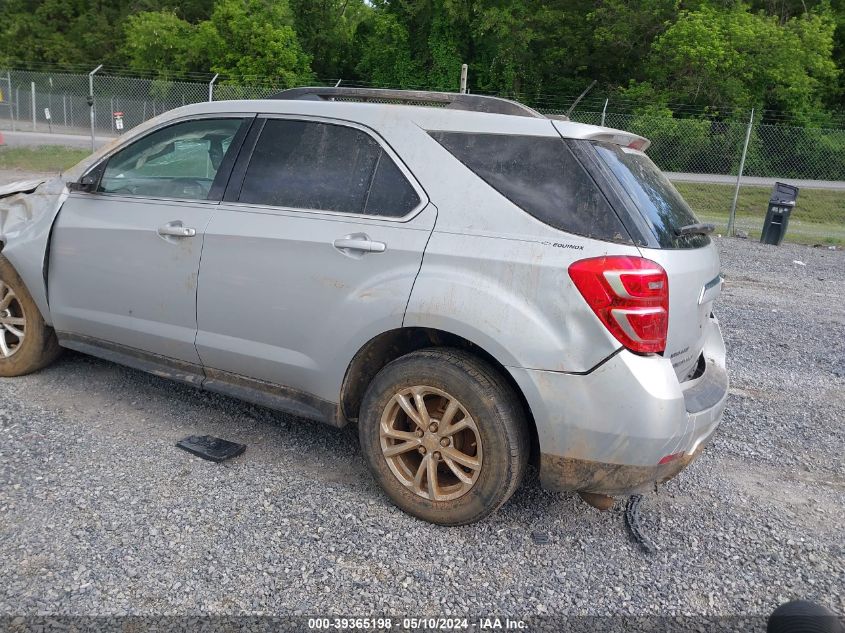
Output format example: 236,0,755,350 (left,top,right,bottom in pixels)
157,222,197,238
333,234,386,254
